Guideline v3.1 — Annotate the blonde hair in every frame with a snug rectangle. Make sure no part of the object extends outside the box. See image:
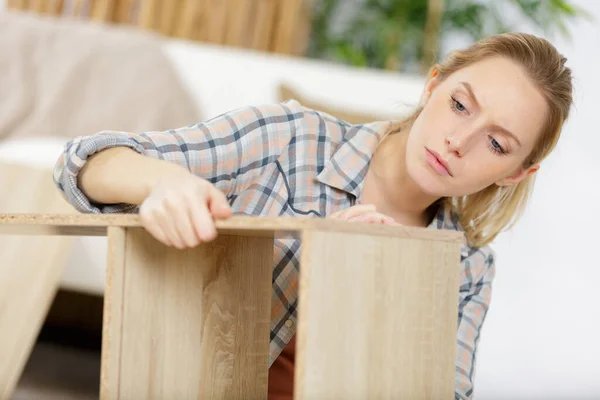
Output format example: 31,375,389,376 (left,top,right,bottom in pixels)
391,32,573,248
